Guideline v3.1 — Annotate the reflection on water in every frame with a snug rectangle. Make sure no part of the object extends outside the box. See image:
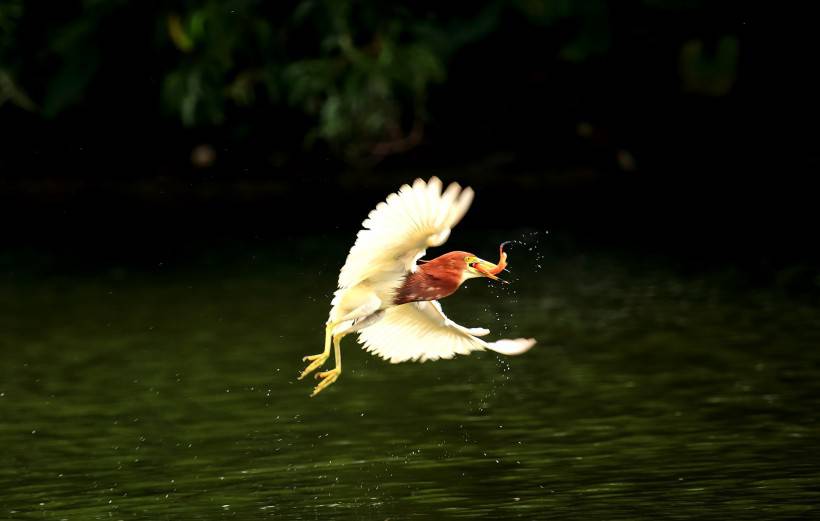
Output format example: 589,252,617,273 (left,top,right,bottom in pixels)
1,237,819,519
